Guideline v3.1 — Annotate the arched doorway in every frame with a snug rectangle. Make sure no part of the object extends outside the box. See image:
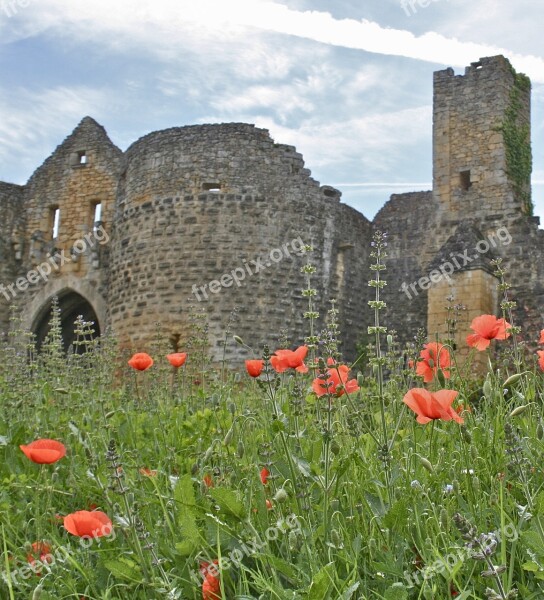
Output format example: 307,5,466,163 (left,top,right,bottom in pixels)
32,291,101,352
